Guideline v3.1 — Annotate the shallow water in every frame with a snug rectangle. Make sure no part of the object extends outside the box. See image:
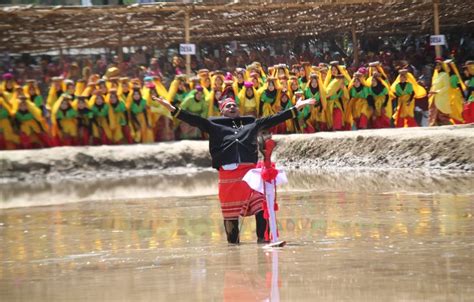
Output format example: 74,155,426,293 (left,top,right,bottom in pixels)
1,169,473,209
0,170,473,301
